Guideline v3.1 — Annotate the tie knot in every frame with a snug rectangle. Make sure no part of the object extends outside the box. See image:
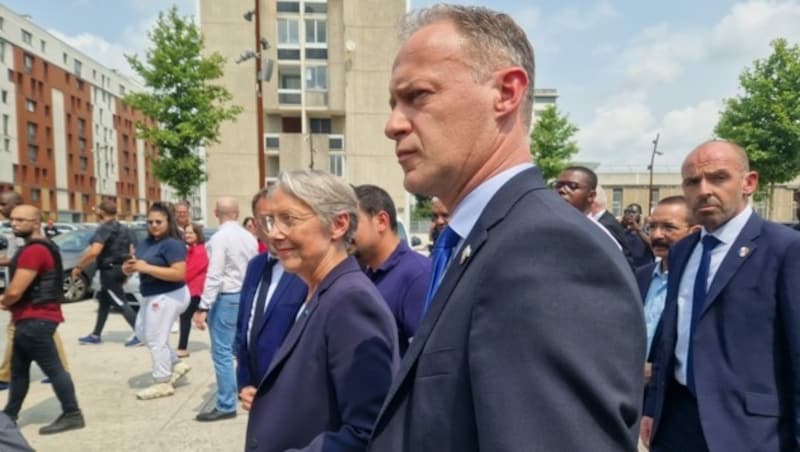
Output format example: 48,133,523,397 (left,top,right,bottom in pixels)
434,226,460,250
701,234,721,251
